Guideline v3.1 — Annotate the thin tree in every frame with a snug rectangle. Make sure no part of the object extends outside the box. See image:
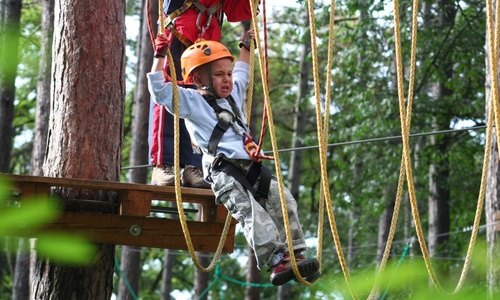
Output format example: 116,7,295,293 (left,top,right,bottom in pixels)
0,0,21,172
12,1,55,299
485,4,500,296
118,0,158,298
0,0,22,295
31,0,126,298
